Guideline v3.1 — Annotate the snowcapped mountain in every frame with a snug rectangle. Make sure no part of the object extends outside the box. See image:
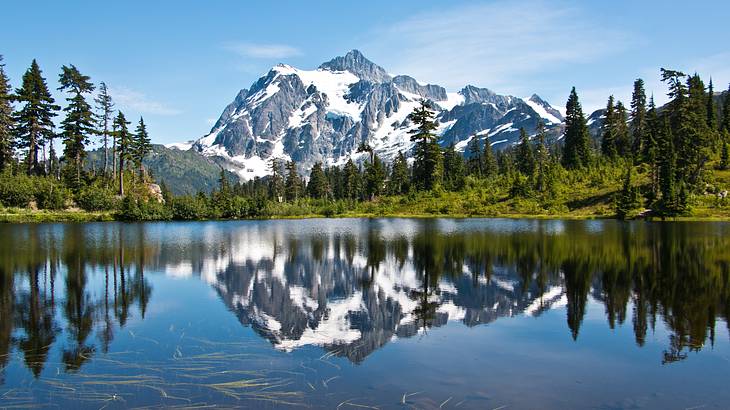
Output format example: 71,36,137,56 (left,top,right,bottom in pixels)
173,50,565,179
